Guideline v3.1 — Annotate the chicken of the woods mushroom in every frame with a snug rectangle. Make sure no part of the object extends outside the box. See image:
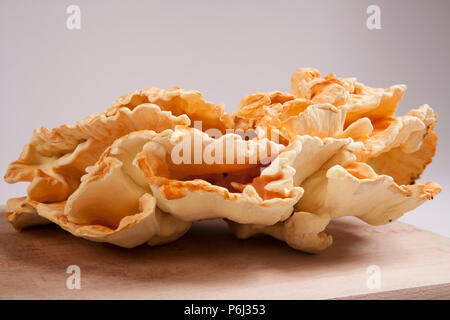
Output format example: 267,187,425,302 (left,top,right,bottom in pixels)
4,69,441,253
